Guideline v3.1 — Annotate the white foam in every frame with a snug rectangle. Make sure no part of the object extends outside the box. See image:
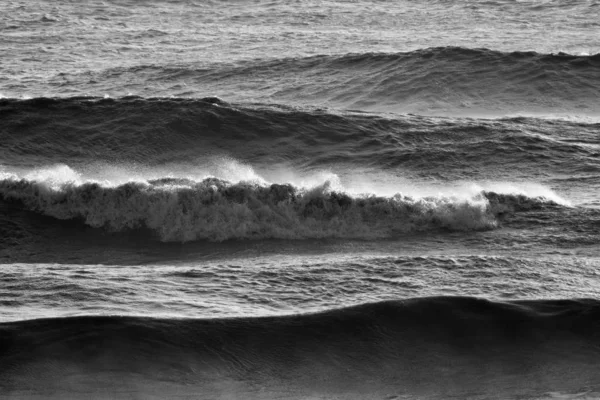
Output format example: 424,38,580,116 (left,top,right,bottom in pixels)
24,164,83,189
0,162,569,242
